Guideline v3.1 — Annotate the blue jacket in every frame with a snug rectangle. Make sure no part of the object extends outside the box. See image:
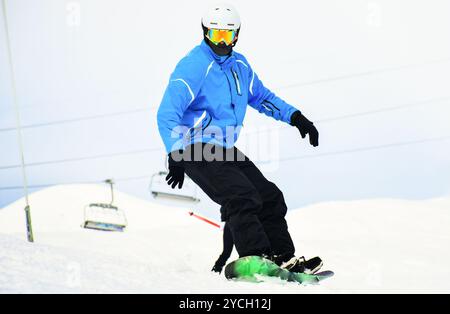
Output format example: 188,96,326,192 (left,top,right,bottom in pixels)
157,40,299,153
